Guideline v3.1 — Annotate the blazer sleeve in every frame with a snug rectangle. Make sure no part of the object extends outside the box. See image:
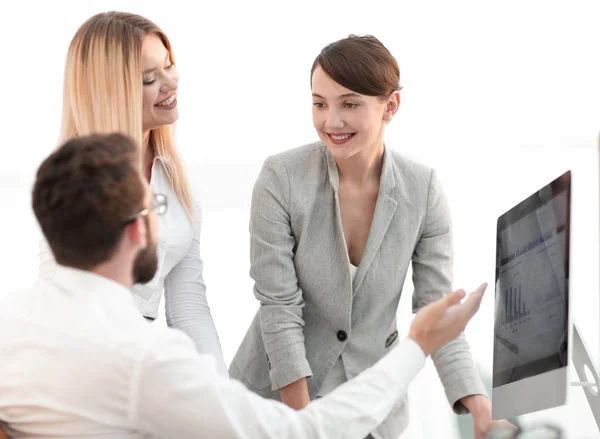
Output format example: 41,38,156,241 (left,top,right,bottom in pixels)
249,156,312,390
411,169,487,414
163,193,229,378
